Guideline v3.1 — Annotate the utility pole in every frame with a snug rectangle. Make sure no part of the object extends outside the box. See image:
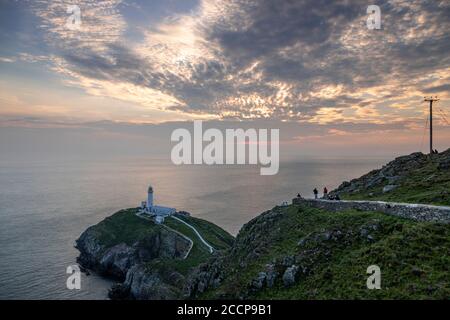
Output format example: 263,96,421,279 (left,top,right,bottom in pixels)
424,96,439,154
